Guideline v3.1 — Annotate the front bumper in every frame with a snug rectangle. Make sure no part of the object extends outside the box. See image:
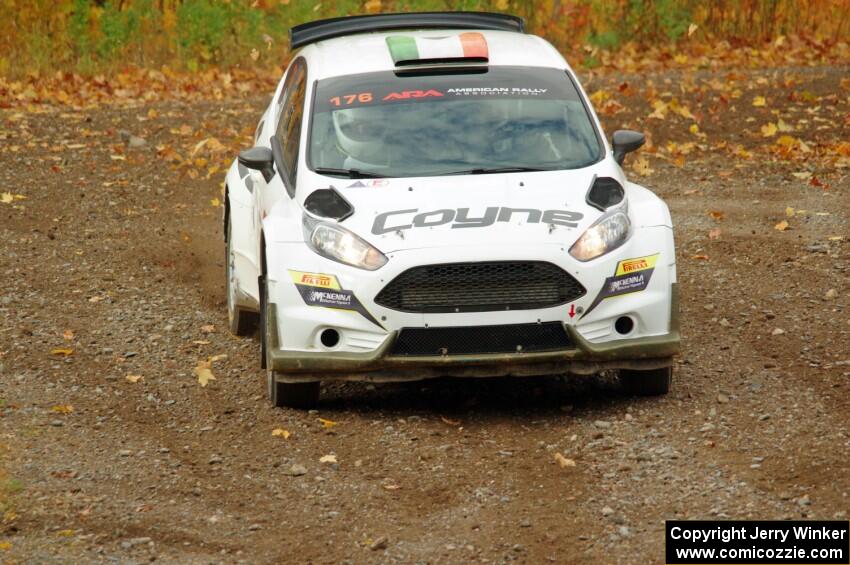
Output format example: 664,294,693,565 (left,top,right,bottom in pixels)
268,284,680,383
